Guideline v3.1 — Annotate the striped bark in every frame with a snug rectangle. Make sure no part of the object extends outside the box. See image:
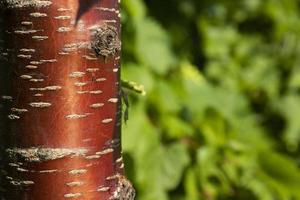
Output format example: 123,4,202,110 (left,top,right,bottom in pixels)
0,0,134,199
